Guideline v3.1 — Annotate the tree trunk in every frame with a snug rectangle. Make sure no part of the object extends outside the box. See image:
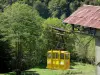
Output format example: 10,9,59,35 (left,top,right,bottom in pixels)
15,36,22,75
